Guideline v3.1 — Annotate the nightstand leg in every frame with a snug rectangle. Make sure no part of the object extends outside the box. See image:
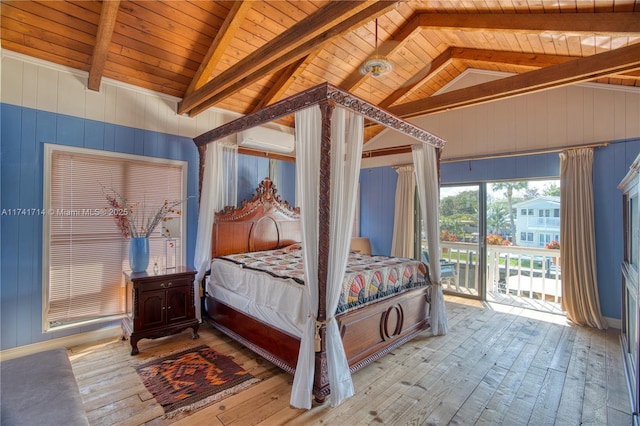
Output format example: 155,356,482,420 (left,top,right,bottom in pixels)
130,337,140,355
191,323,200,339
